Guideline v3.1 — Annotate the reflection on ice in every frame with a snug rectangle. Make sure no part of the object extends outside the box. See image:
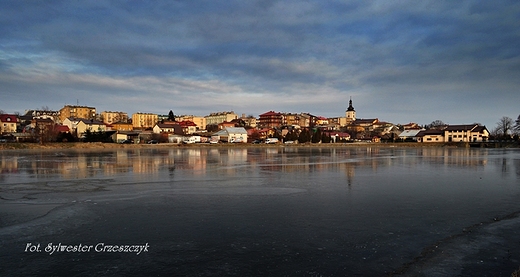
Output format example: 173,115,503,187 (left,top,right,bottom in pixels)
1,147,520,276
